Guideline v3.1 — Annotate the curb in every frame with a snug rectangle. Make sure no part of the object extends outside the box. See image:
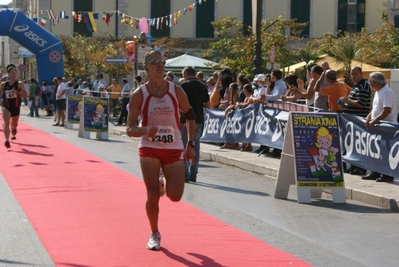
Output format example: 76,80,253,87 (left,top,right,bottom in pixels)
112,127,398,212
